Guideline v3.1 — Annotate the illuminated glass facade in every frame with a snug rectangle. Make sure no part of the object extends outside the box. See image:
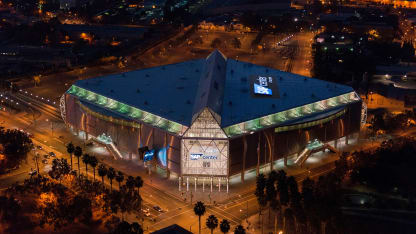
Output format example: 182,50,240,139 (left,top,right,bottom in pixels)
181,108,229,176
